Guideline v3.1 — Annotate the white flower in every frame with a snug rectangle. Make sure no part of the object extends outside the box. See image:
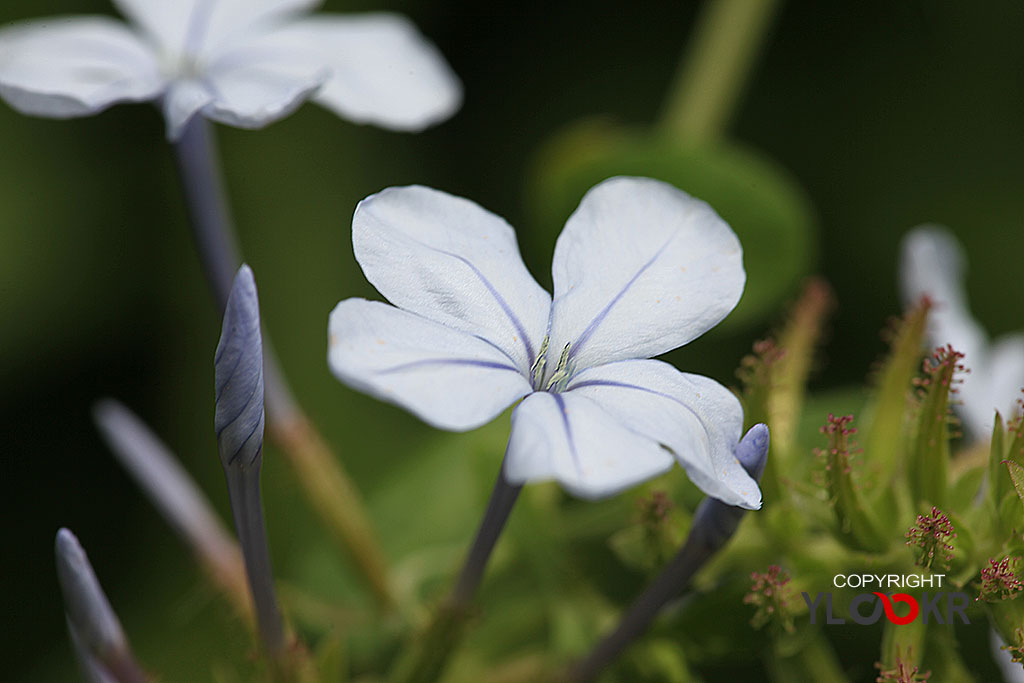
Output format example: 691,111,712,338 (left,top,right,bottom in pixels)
328,176,762,507
0,0,461,139
900,226,1024,437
